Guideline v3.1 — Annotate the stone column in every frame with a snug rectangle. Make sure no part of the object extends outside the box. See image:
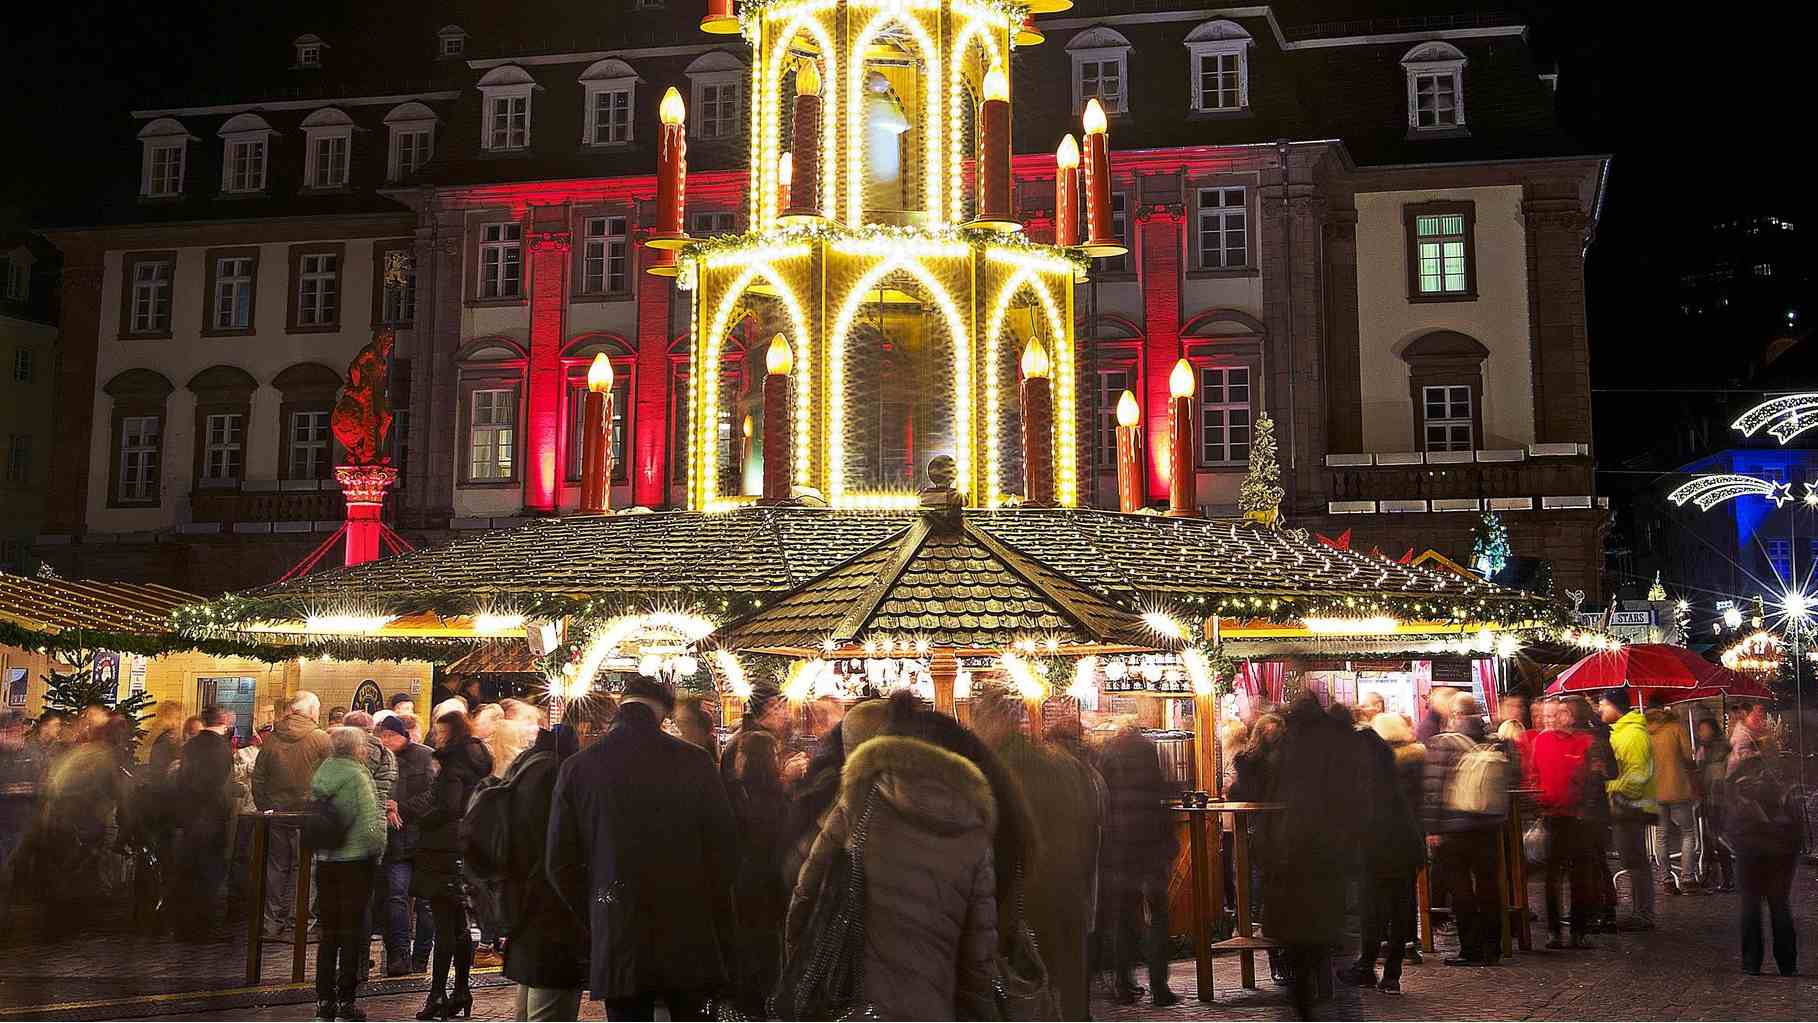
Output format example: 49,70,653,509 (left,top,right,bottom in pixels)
404,208,464,528
43,259,104,536
1260,160,1331,517
1522,183,1593,446
524,212,572,514
1136,202,1185,504
1322,205,1363,454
